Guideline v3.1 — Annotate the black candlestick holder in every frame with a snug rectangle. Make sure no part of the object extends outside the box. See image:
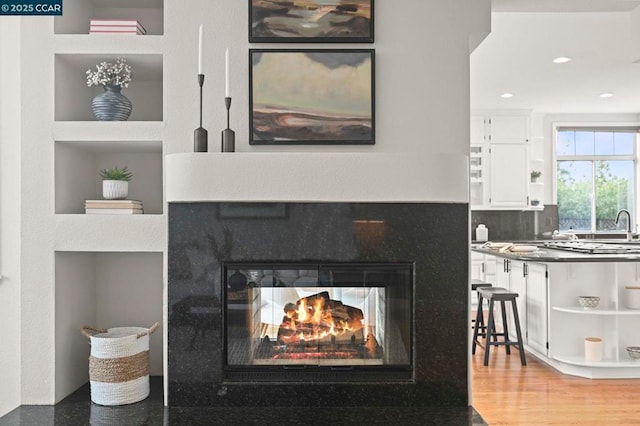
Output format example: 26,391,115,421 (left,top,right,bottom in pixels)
194,74,208,152
221,97,235,152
